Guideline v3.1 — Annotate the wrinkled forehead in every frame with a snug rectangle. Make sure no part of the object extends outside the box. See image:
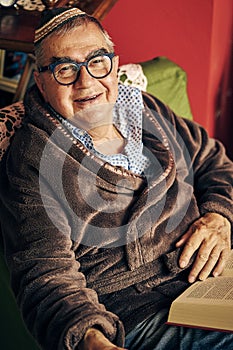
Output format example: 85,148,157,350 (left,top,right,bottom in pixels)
41,22,109,62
